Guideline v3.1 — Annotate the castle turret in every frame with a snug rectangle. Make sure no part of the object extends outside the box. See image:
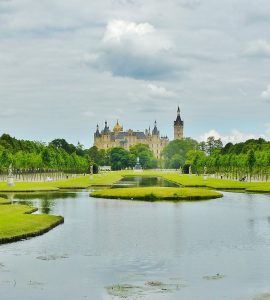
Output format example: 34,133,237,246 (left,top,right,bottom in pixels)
152,121,160,136
174,106,184,140
94,124,101,137
103,121,110,134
